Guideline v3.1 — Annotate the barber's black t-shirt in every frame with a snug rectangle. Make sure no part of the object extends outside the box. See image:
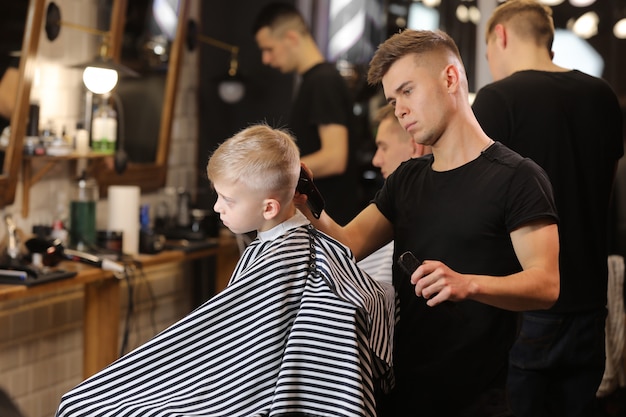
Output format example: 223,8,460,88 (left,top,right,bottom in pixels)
375,143,558,415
